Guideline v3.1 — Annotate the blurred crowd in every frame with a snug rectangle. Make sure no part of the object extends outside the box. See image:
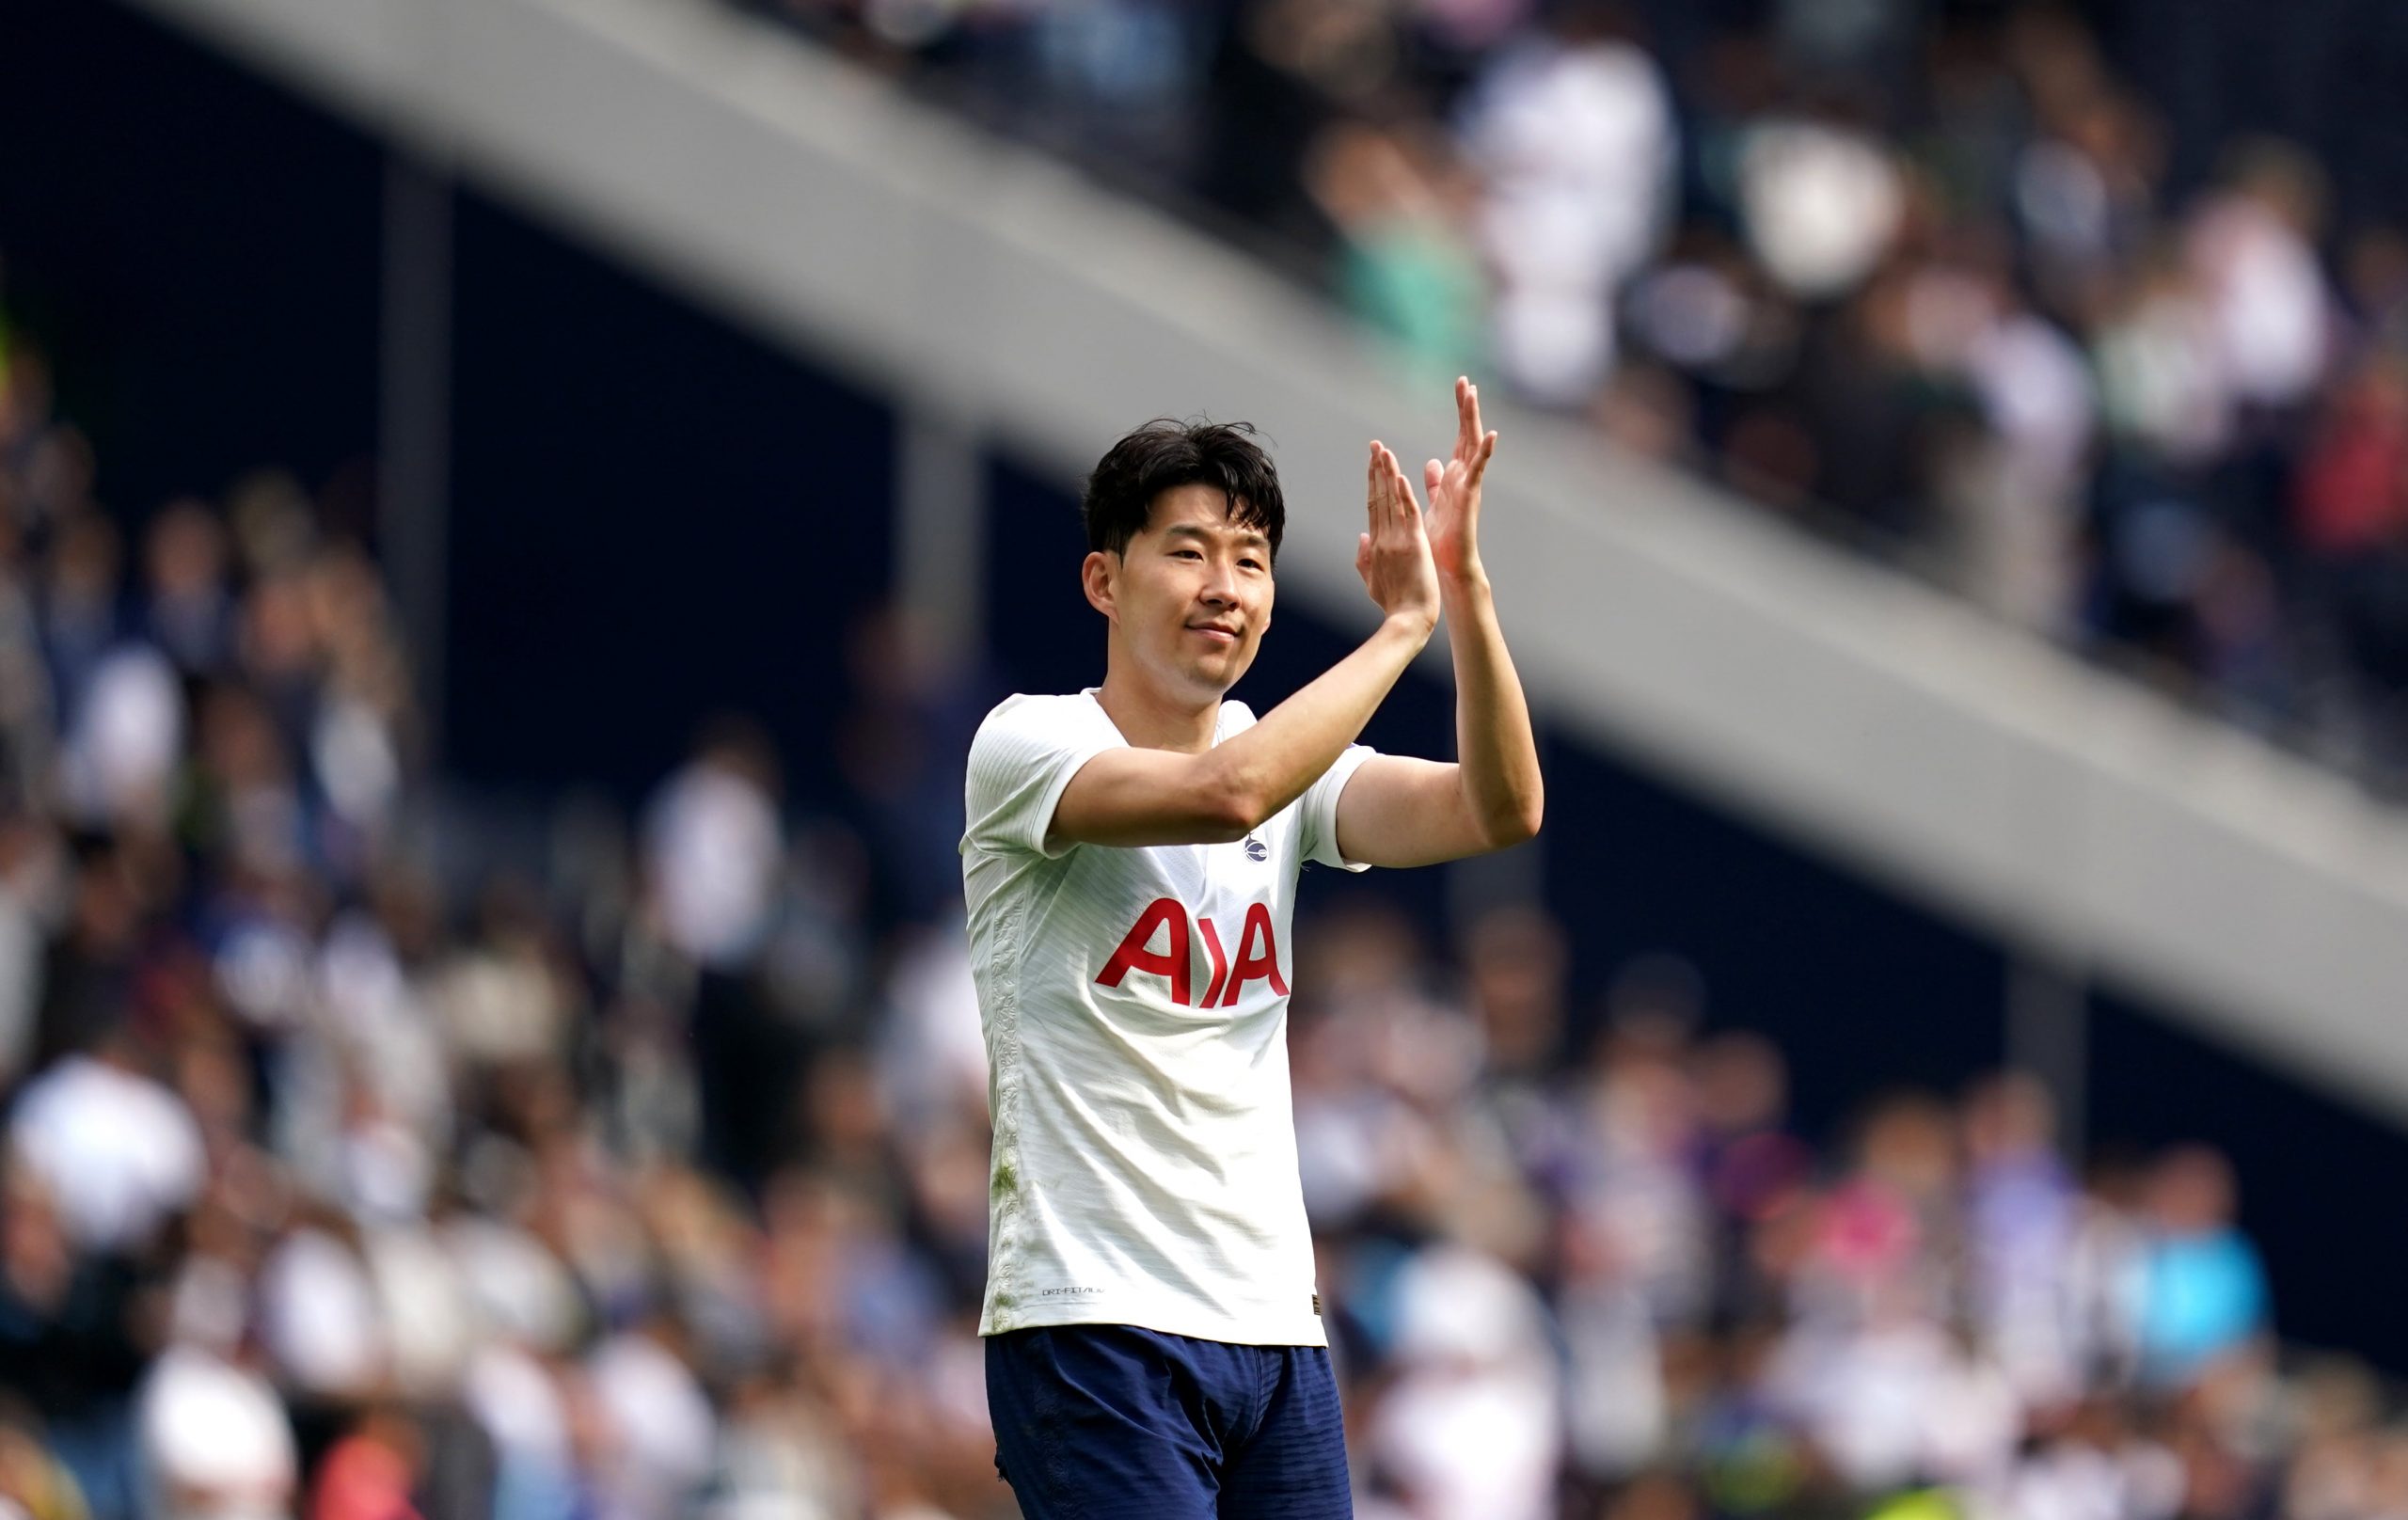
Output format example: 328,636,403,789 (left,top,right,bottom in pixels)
0,320,1017,1519
0,281,2390,1520
1292,914,2312,1520
755,0,2408,785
